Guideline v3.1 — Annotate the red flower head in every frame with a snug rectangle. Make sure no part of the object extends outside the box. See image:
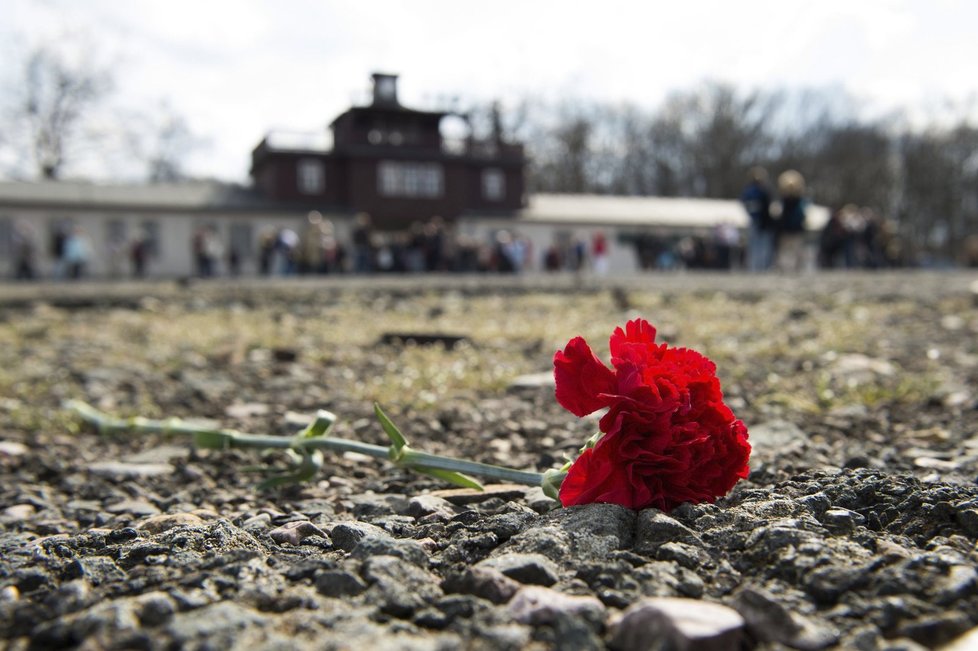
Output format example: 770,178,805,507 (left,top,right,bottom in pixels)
553,318,750,511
